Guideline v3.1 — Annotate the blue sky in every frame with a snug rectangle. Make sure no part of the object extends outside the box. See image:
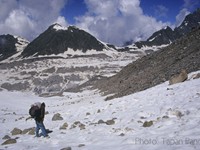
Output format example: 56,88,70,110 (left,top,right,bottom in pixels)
61,0,87,24
62,0,200,24
0,0,200,45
